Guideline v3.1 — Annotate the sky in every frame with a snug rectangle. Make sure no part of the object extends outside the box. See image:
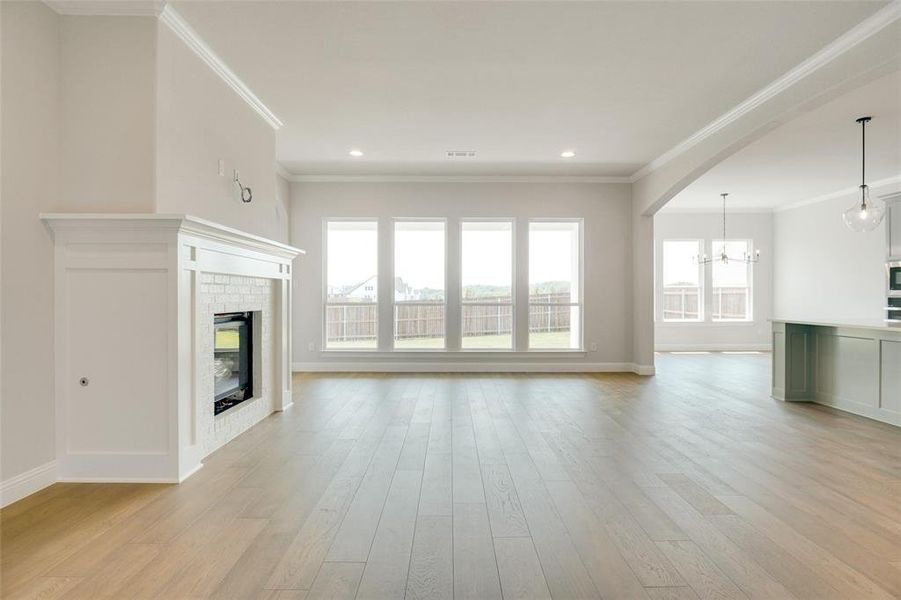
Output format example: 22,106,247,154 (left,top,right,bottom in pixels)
395,223,445,290
327,224,378,288
462,225,511,289
327,221,579,290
